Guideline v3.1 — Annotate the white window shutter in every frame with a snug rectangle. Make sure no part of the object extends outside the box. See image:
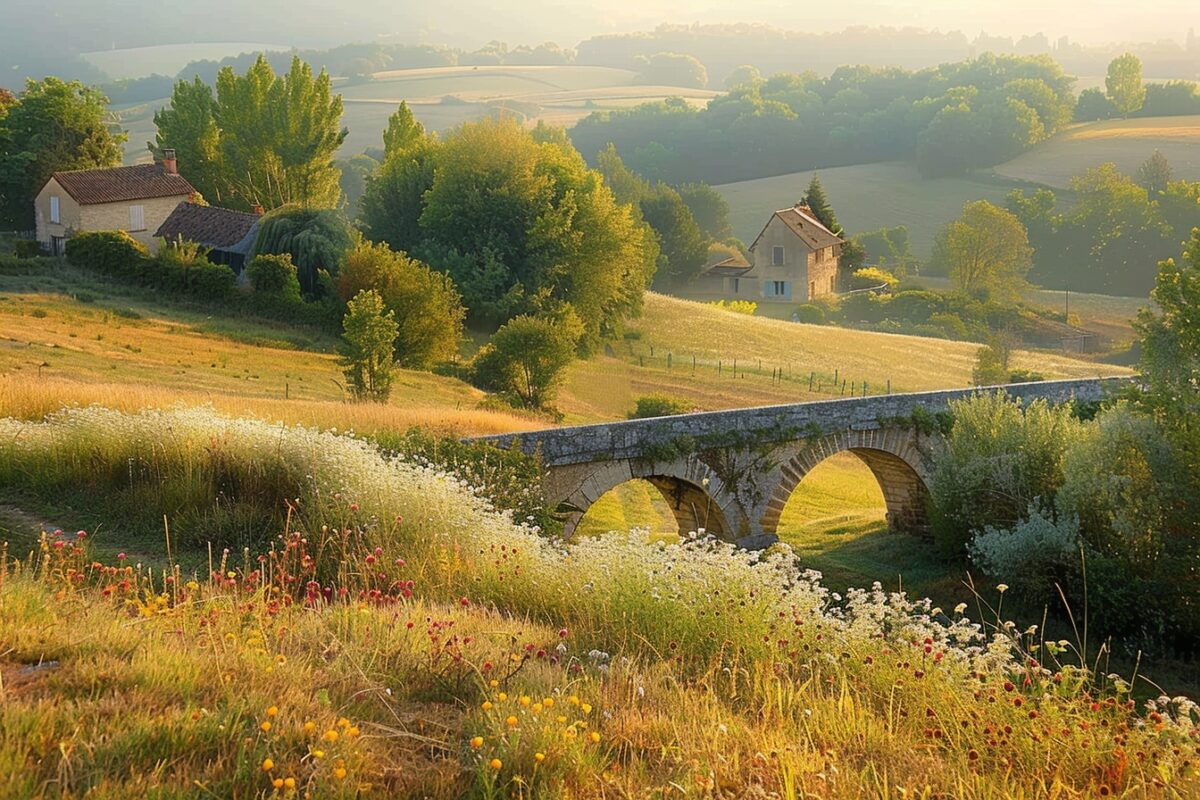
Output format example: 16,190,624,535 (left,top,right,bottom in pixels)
50,196,60,224
129,205,145,231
